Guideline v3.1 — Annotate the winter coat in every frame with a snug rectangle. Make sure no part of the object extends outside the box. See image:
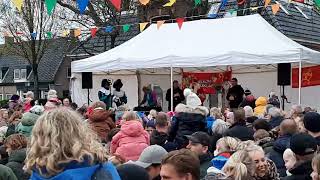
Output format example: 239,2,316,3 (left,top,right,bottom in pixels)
88,110,115,142
6,148,29,180
206,167,231,180
211,153,231,170
315,136,320,146
224,122,254,141
150,130,178,152
239,95,256,109
253,159,280,180
256,137,274,155
165,88,185,111
169,104,208,148
0,164,17,180
281,161,312,180
254,97,268,117
200,153,213,180
30,161,120,180
111,120,150,161
269,116,284,129
267,135,291,177
226,85,244,108
206,117,215,135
